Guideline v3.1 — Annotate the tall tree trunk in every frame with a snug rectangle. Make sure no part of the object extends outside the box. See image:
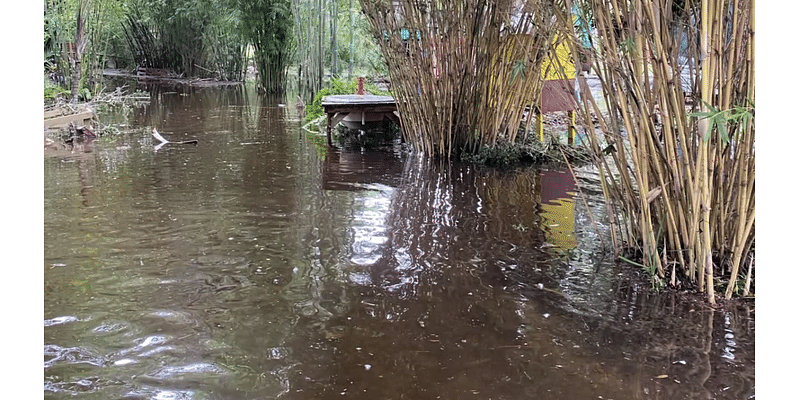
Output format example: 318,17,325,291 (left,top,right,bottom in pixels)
71,0,90,103
317,0,324,88
330,0,338,77
348,0,353,79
